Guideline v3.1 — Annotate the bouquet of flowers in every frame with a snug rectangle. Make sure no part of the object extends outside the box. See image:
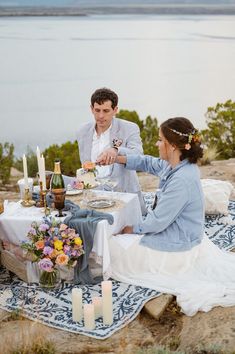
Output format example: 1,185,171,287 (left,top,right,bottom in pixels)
21,217,84,288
